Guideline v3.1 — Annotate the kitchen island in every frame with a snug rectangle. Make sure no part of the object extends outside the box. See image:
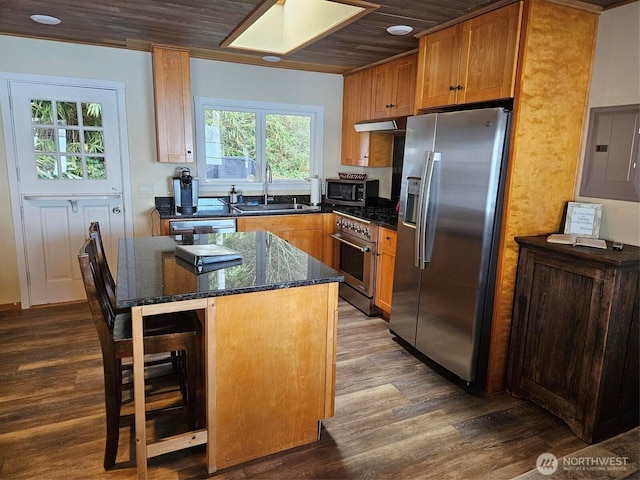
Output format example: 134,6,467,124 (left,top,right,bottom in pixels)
116,231,343,479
